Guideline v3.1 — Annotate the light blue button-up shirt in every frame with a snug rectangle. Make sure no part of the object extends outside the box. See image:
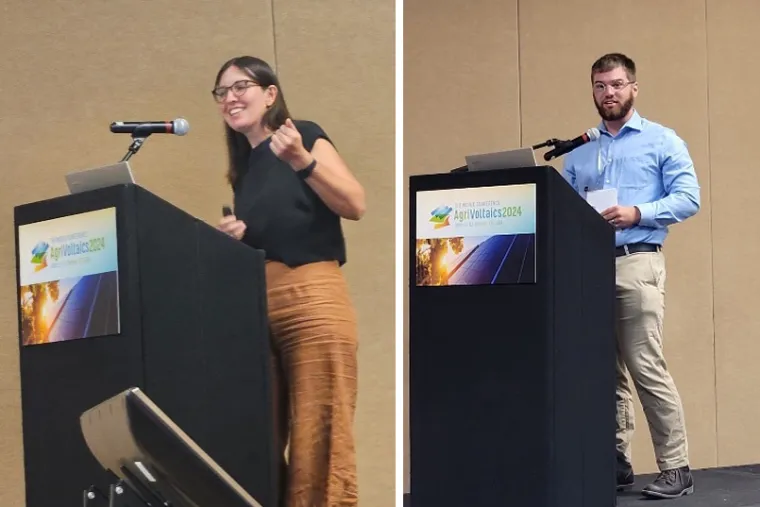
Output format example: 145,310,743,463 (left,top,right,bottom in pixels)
562,110,701,247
